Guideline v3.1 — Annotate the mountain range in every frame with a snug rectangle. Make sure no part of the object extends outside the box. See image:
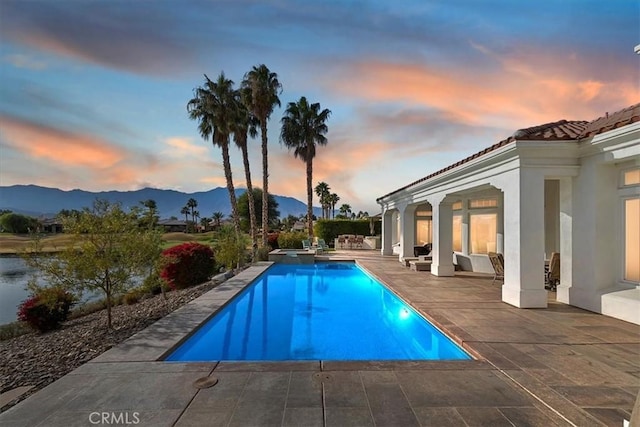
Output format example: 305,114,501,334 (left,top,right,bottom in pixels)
0,185,321,220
